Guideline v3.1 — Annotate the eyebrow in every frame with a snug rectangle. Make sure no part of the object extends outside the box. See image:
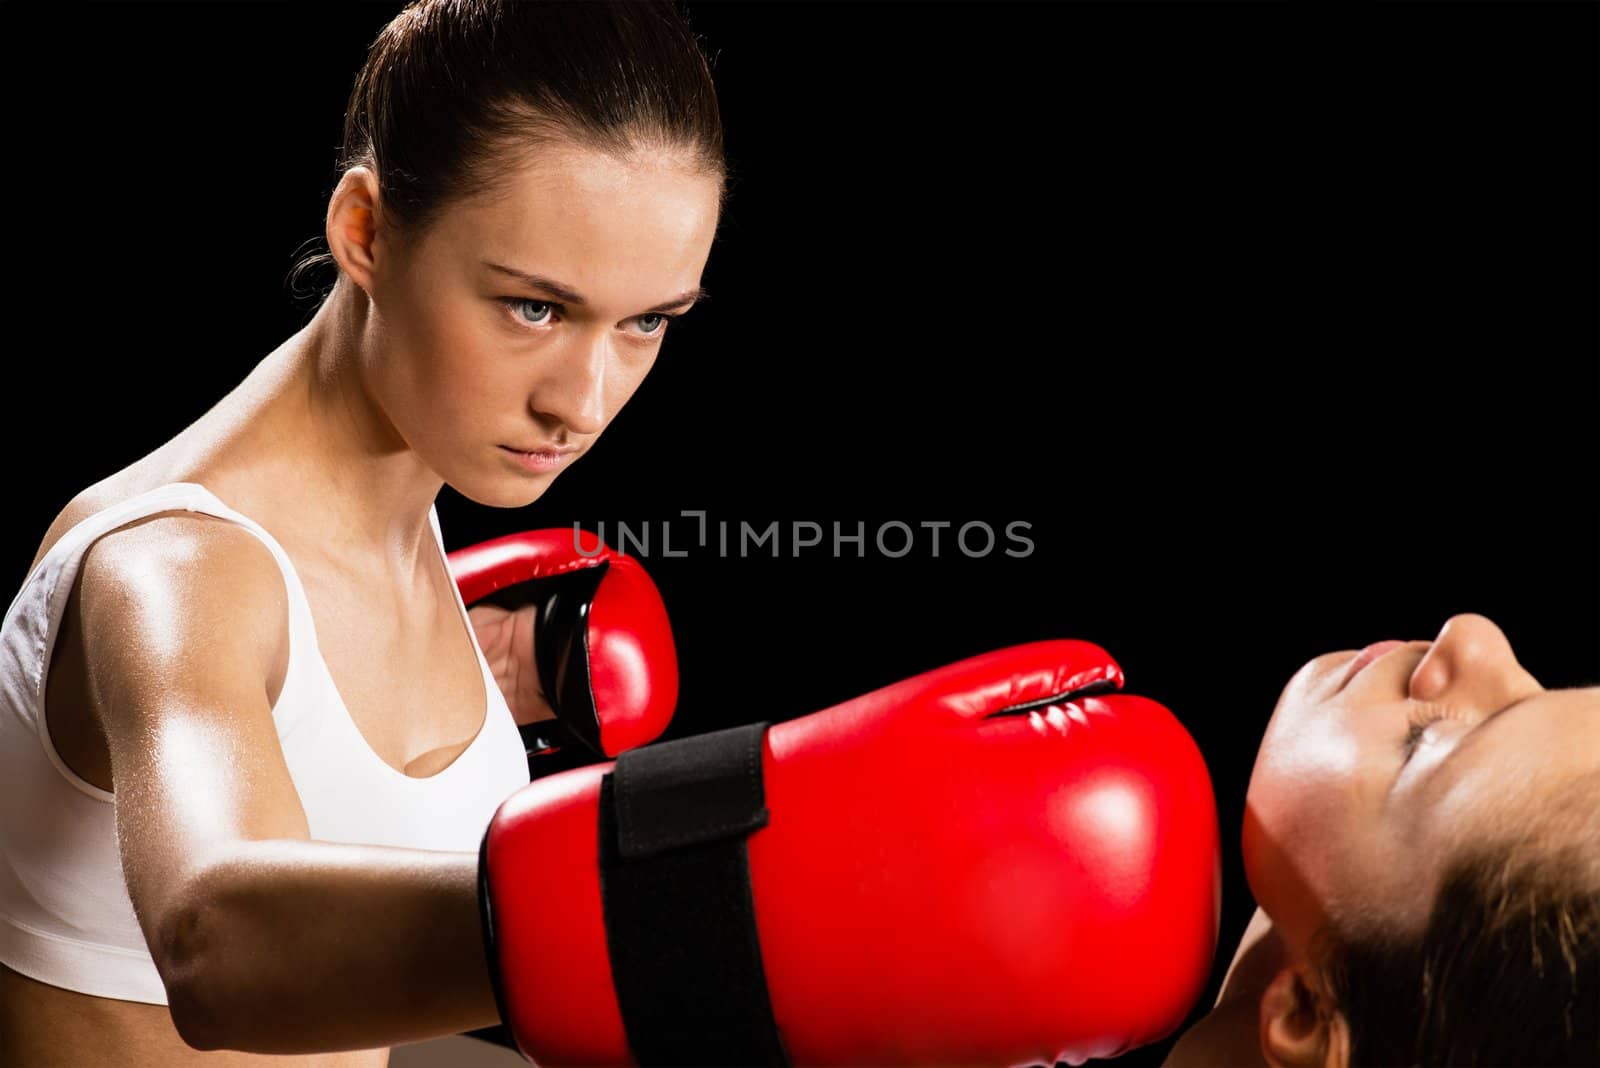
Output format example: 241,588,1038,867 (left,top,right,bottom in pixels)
482,261,707,313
